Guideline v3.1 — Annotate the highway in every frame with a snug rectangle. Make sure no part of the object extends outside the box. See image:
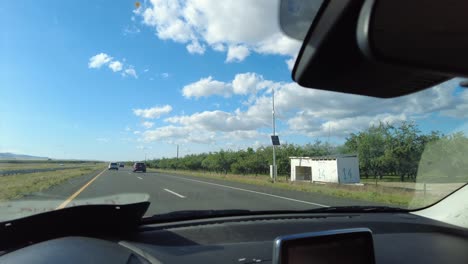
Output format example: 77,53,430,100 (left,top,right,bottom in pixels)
0,167,376,221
